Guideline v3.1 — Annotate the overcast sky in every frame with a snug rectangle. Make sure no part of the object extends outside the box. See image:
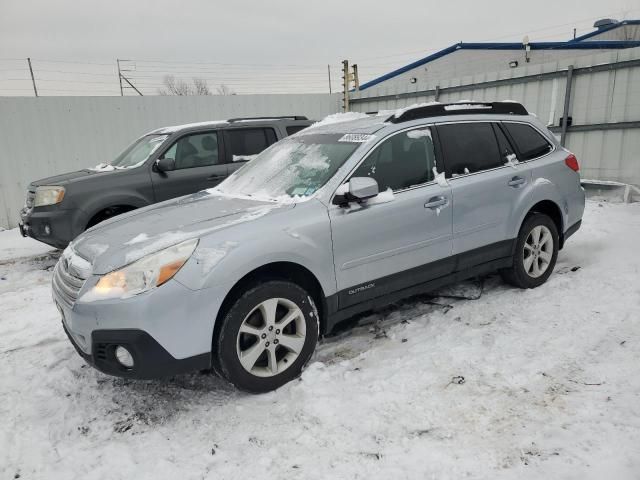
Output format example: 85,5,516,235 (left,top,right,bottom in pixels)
1,0,638,96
